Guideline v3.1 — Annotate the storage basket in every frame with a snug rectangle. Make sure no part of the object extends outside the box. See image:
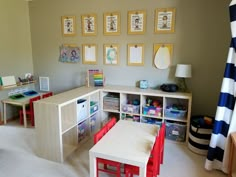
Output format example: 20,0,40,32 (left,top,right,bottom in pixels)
188,115,213,155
